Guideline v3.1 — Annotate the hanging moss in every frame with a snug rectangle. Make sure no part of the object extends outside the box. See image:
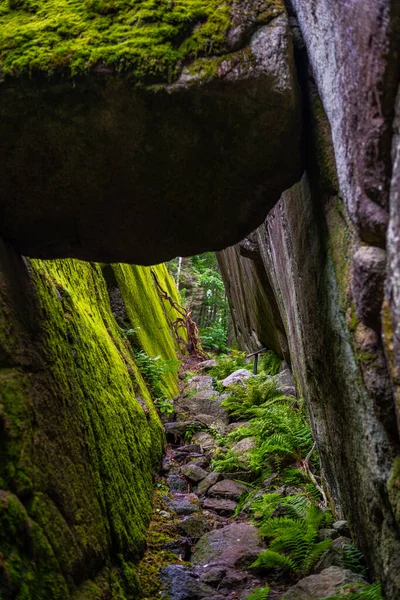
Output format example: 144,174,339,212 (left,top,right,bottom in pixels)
0,253,183,597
